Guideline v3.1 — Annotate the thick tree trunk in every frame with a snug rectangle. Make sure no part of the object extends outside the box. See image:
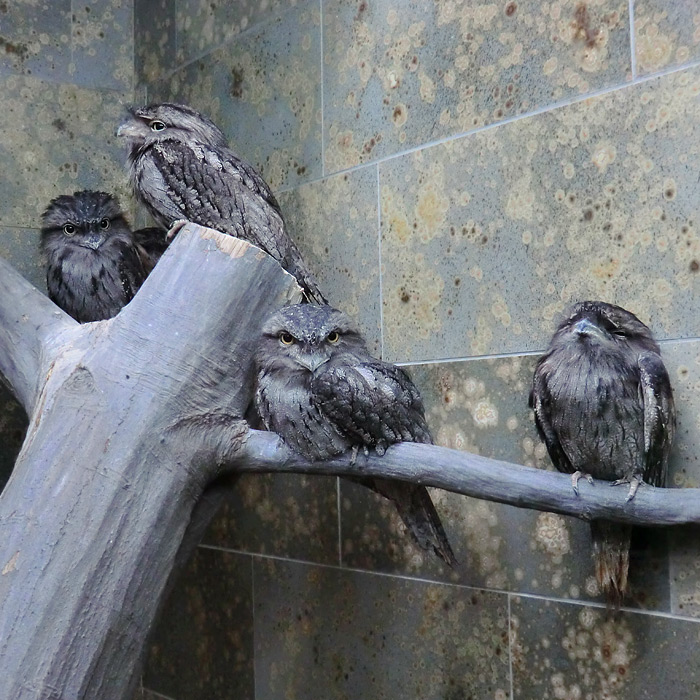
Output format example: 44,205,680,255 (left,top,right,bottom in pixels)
0,225,301,700
0,223,695,700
